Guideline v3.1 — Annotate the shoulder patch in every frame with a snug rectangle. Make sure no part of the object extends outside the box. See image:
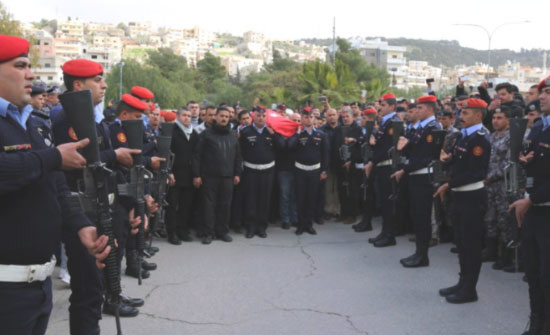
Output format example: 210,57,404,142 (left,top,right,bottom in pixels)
117,132,127,143
472,146,483,157
426,134,433,143
68,127,78,141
